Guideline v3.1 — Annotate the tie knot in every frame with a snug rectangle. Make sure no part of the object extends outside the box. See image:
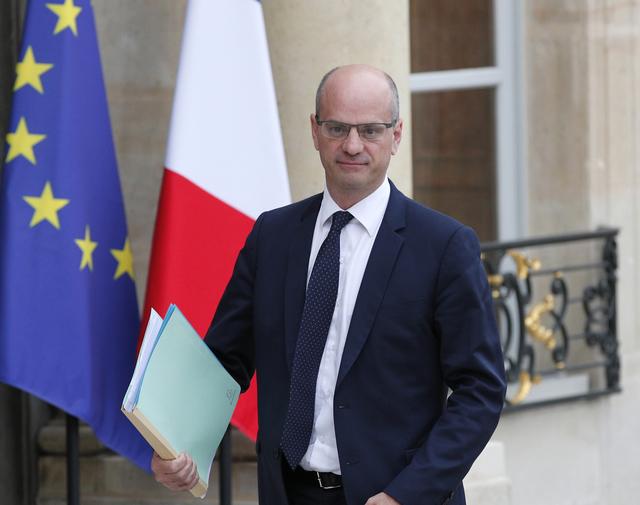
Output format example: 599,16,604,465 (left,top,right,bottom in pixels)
330,211,353,233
